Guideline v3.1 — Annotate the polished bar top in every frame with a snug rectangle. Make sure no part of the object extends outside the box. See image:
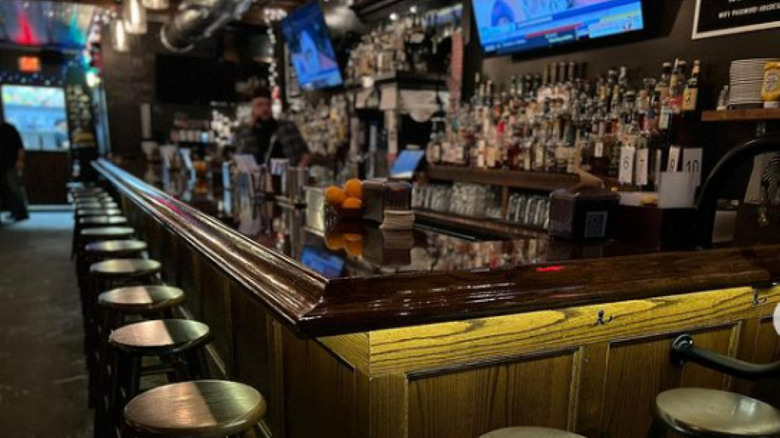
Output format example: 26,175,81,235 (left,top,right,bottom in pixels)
96,159,780,337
